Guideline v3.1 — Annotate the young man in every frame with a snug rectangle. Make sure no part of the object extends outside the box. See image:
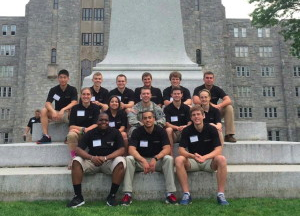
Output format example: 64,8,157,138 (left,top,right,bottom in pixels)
175,105,229,205
23,109,41,142
90,72,109,111
192,71,236,142
121,111,177,205
37,69,78,144
164,86,191,156
134,72,163,106
108,74,135,110
163,71,192,107
128,87,165,137
67,112,126,208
